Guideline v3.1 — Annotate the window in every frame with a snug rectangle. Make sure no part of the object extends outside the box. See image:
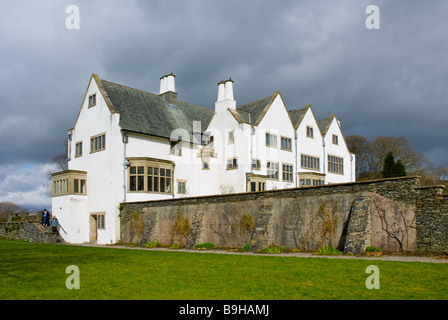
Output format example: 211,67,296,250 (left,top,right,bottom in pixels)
129,166,145,191
177,180,187,194
202,161,209,170
299,173,324,187
301,154,320,170
127,158,173,194
226,158,238,170
90,133,106,153
75,142,82,157
282,164,294,182
267,161,279,180
88,93,96,107
51,170,87,196
306,126,314,138
252,159,261,170
170,141,182,156
97,214,105,230
248,176,266,192
266,132,277,147
208,136,214,147
328,155,344,174
228,130,234,144
281,137,292,151
332,134,338,145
